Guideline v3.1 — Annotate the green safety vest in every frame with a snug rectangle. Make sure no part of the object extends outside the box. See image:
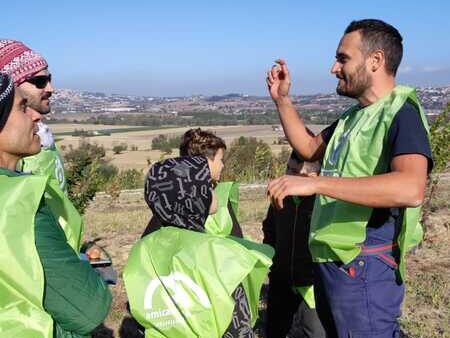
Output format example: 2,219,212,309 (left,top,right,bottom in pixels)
0,173,83,338
309,85,429,280
19,144,67,193
204,181,239,236
124,226,273,338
